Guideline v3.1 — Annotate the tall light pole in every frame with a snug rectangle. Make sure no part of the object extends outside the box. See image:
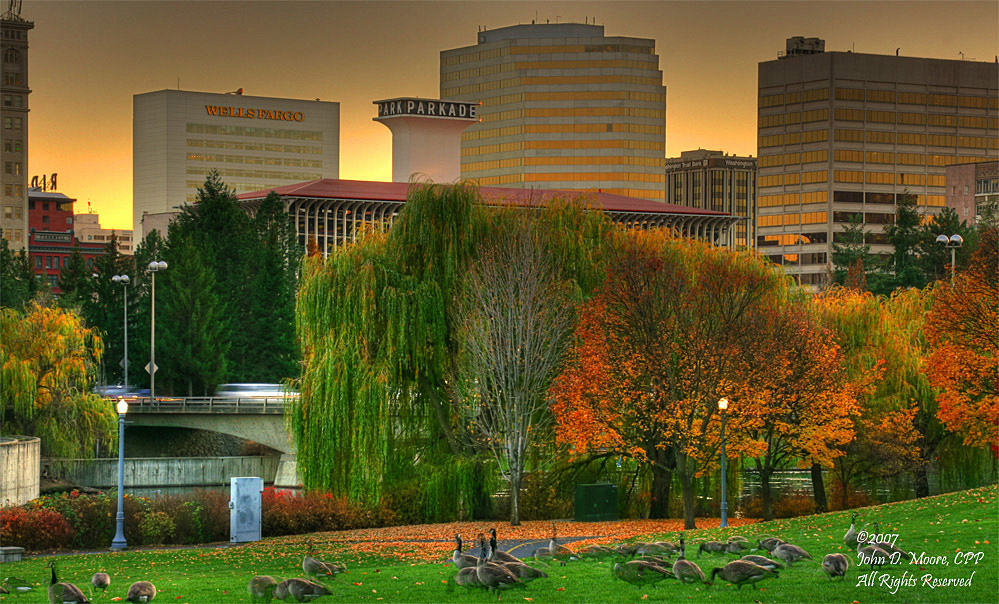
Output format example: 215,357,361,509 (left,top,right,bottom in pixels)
111,275,130,389
718,397,729,529
110,397,128,550
935,234,963,284
147,261,167,399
